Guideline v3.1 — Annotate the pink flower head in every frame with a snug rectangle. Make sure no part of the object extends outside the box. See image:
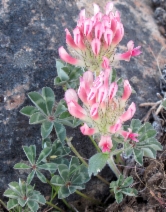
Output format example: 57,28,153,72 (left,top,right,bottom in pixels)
121,128,139,142
99,135,113,152
59,2,141,75
65,66,136,138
